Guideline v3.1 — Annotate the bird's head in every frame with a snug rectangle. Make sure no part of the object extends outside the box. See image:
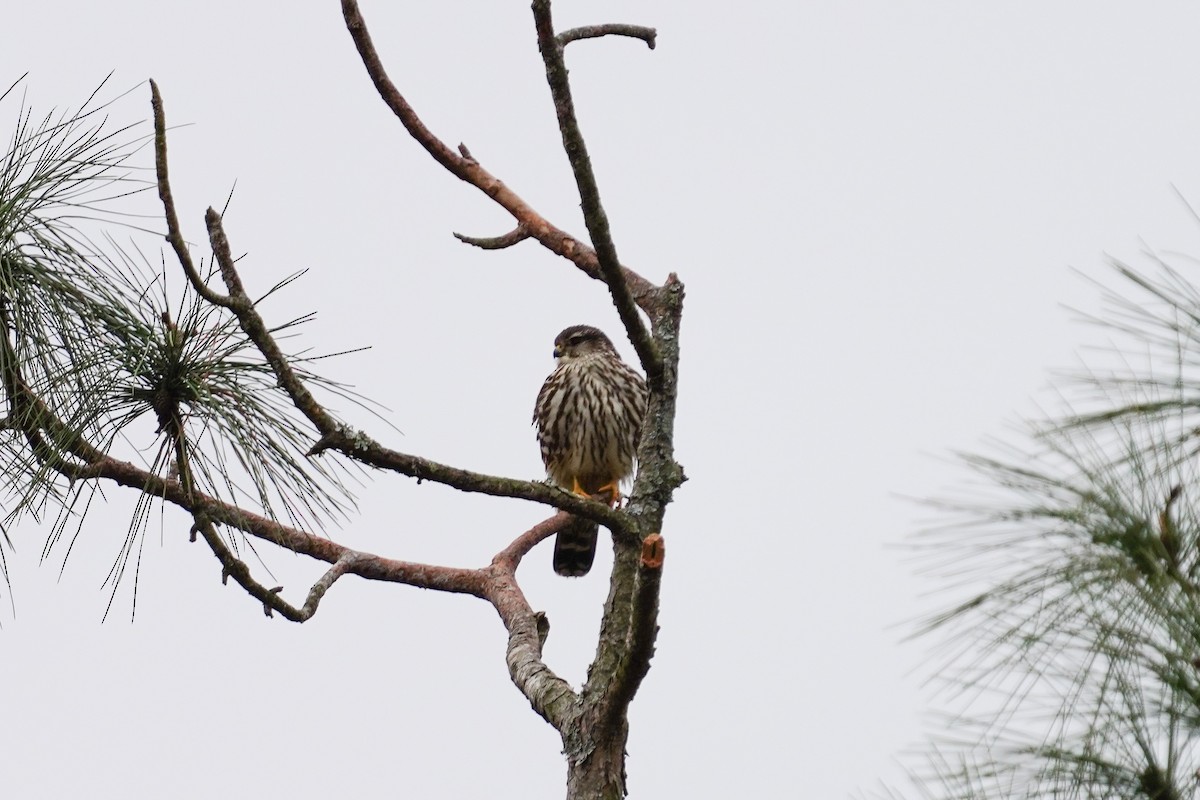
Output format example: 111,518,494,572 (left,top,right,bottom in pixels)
553,324,615,363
